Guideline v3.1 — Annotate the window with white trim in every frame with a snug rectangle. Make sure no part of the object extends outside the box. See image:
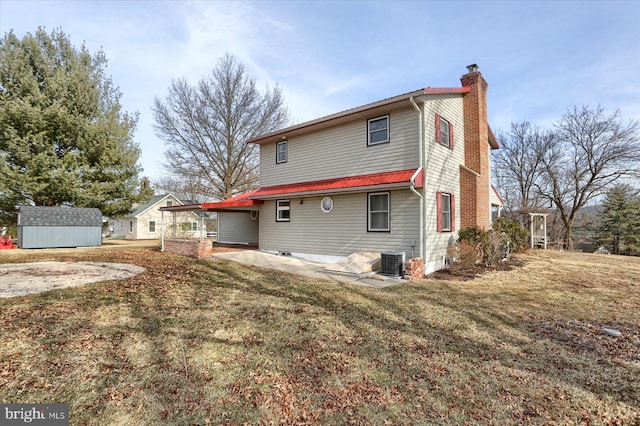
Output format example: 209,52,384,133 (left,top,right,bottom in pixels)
276,140,288,163
321,197,333,213
368,192,390,231
129,221,133,233
276,200,290,222
437,192,455,232
166,200,173,206
367,115,389,146
436,114,454,149
148,221,156,233
181,222,198,231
